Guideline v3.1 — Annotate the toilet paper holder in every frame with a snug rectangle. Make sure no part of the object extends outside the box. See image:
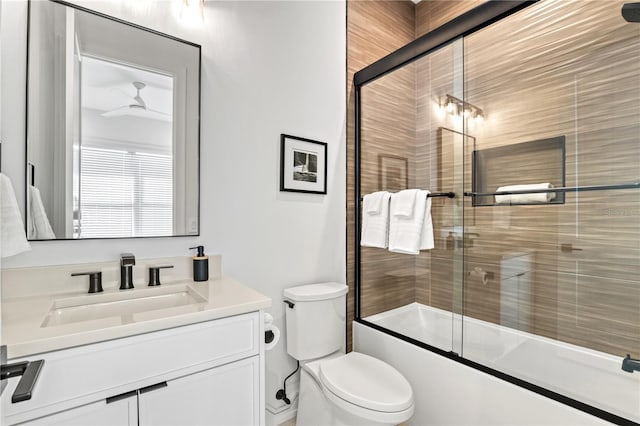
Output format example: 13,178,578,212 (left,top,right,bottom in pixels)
467,267,494,285
265,330,275,344
263,312,280,350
